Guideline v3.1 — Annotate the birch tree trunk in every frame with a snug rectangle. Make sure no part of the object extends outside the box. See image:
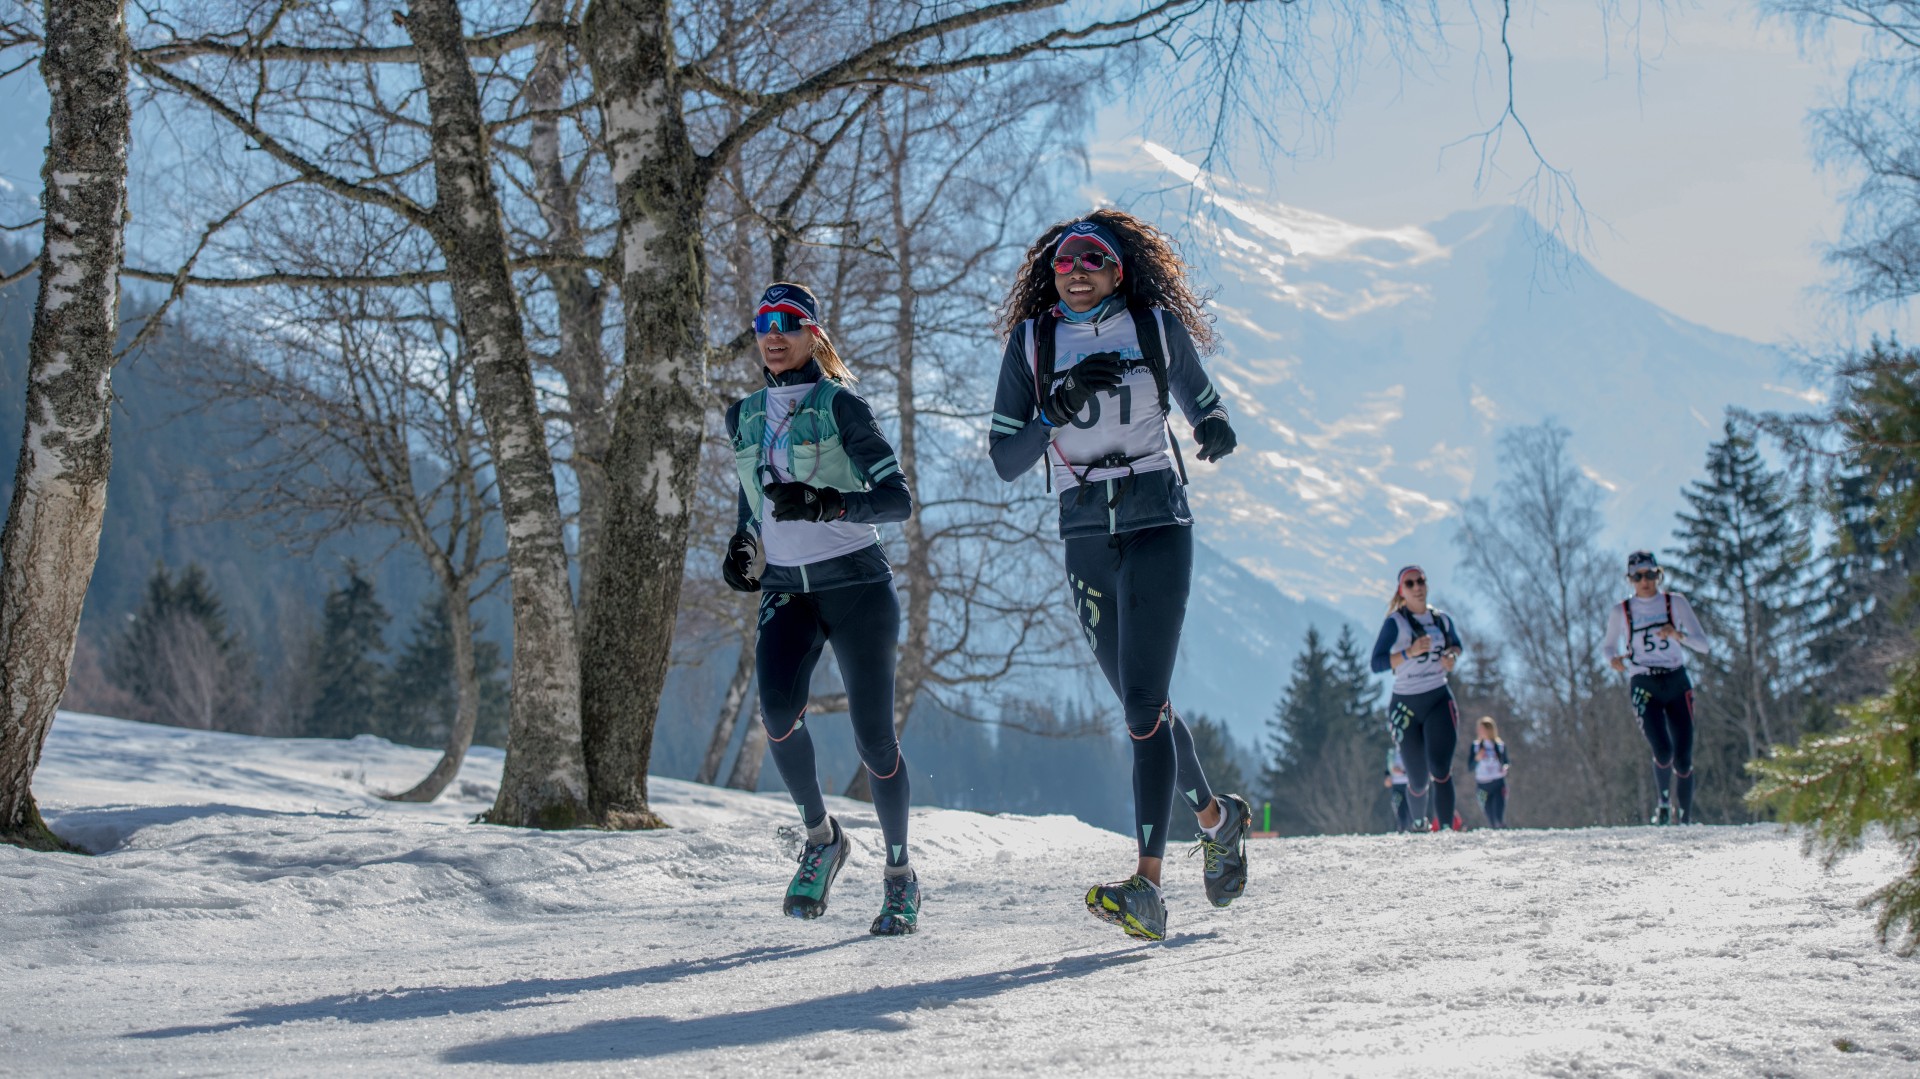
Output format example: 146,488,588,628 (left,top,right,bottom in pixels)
844,198,926,801
527,0,612,614
576,0,708,829
0,0,129,853
696,618,756,786
727,707,769,791
385,588,482,803
406,0,588,828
